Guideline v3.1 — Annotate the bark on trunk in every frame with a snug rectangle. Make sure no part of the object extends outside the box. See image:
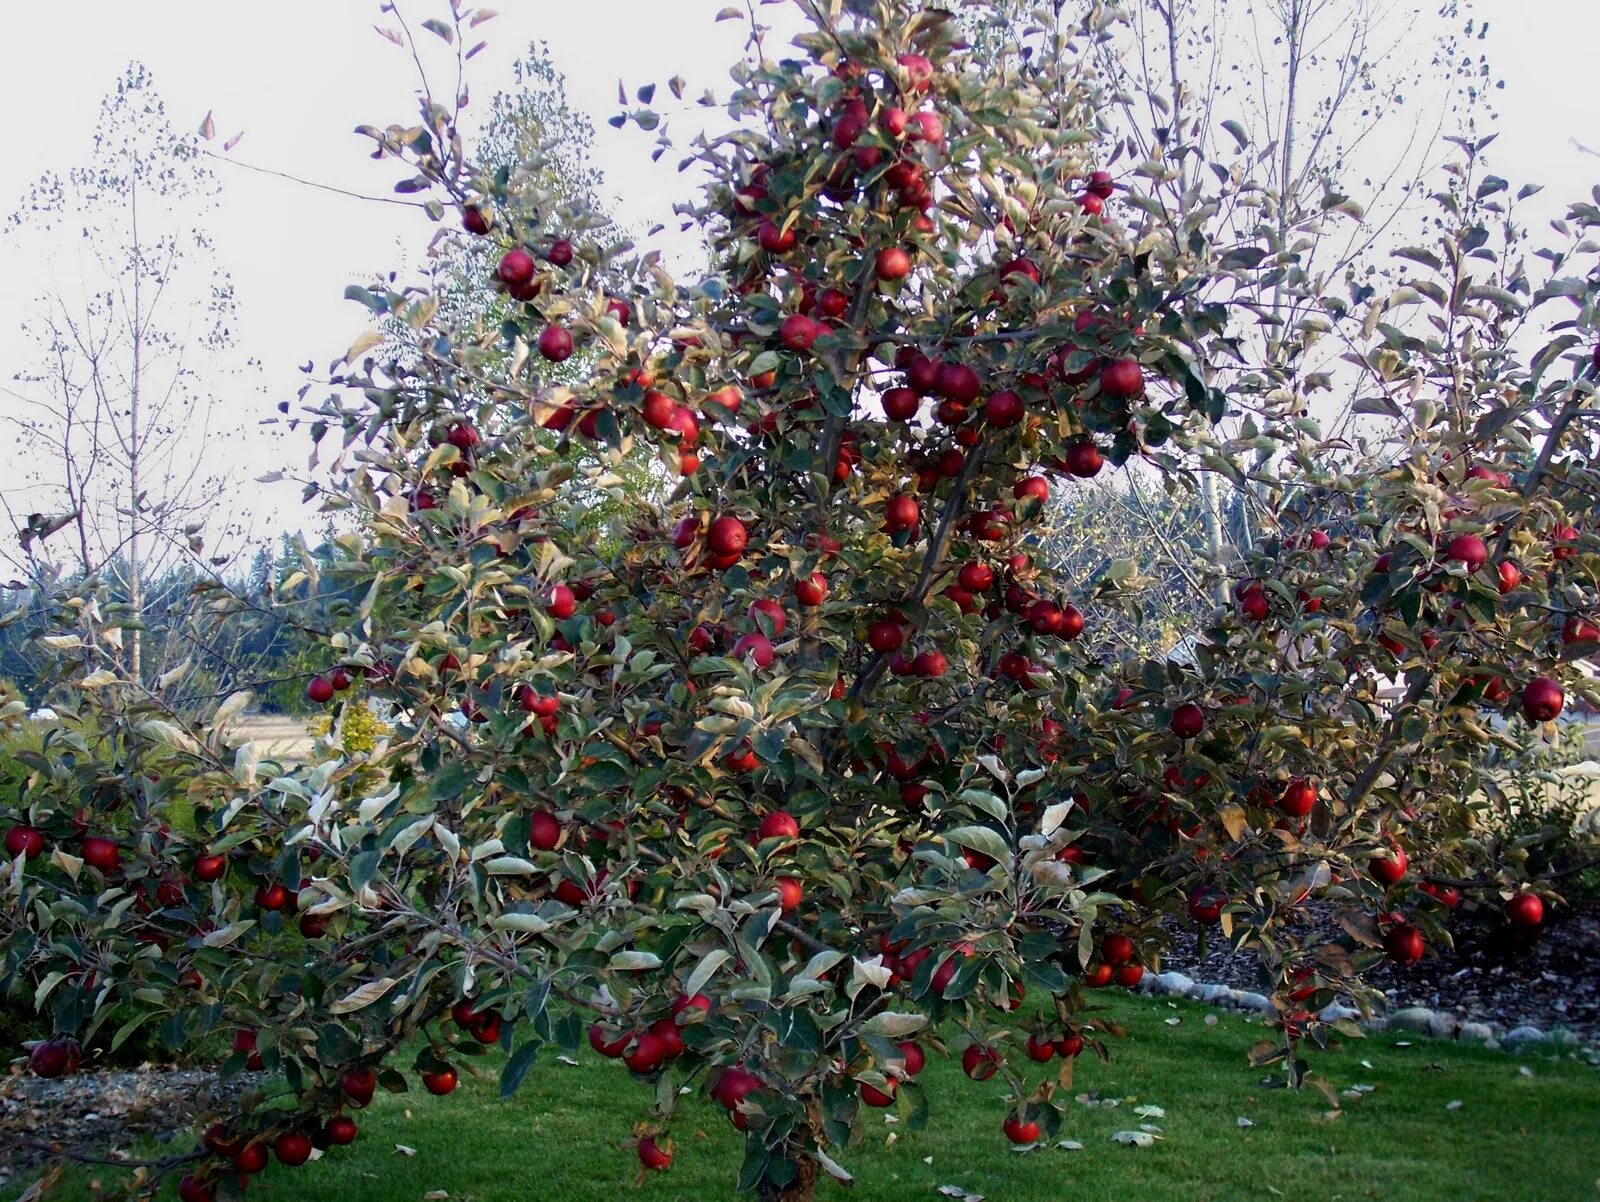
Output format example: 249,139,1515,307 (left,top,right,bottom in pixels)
758,1153,818,1202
